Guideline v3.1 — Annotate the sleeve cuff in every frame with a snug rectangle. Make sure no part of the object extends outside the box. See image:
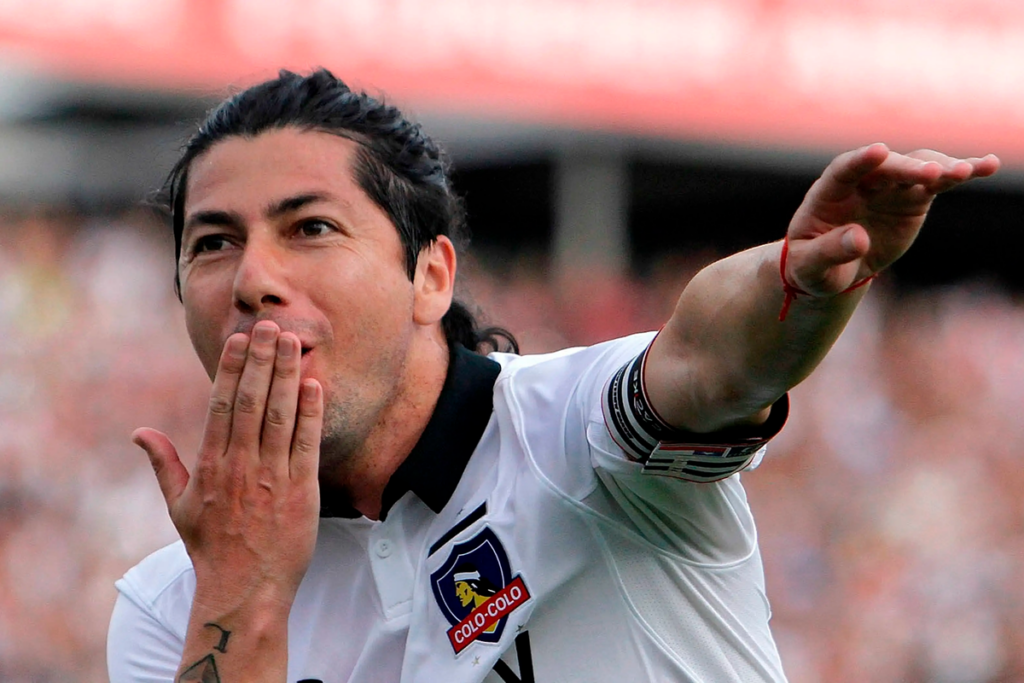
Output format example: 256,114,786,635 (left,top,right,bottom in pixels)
601,344,789,482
